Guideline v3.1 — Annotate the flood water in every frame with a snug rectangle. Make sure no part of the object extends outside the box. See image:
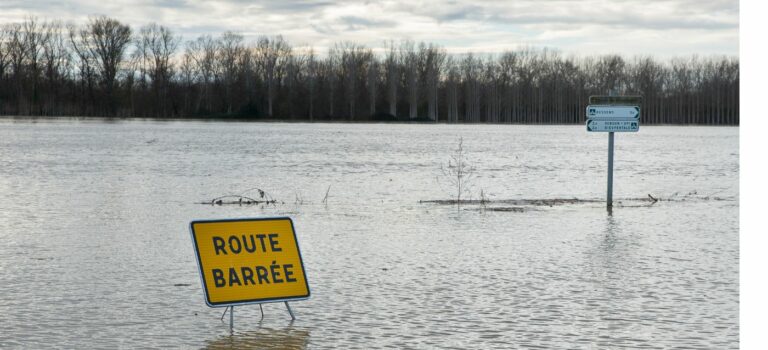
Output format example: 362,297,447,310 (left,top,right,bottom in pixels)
0,119,738,349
